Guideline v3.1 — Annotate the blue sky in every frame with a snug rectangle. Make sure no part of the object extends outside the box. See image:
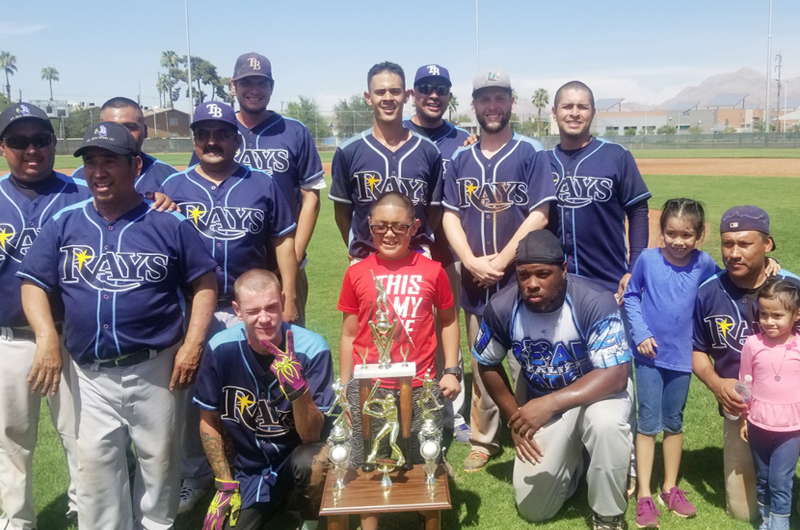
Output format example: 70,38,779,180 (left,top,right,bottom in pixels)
1,0,798,116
